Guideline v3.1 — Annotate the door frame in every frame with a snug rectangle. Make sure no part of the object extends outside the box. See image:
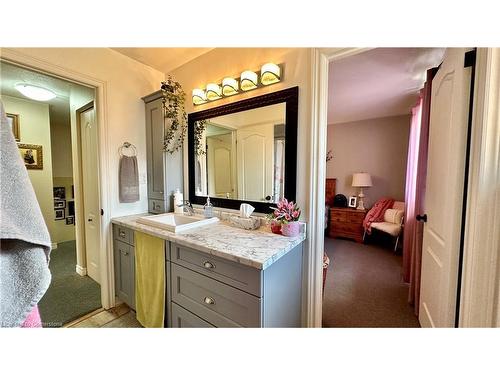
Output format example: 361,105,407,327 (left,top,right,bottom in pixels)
459,48,500,327
309,47,500,328
0,49,114,309
307,47,371,327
